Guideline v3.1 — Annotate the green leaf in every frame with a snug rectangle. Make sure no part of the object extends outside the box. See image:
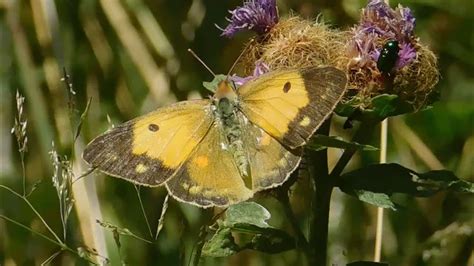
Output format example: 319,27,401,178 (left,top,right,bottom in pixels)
224,202,271,228
336,94,416,120
202,227,240,257
353,190,397,210
338,163,474,208
307,134,378,152
202,202,296,257
246,228,296,254
335,96,363,117
202,74,227,93
74,97,92,141
370,94,414,118
96,220,151,244
347,261,389,266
